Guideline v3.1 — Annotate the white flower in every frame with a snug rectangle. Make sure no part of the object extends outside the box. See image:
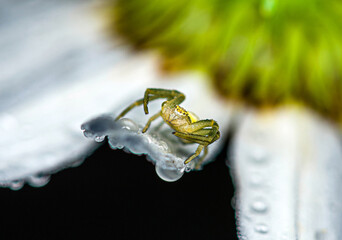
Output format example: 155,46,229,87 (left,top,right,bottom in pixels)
1,1,341,239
